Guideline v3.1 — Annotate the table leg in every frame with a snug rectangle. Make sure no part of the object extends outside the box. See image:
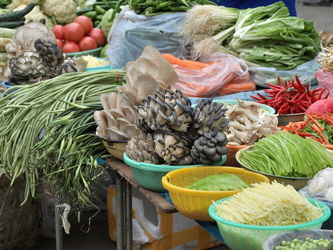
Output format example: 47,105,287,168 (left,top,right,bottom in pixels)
116,174,124,250
125,180,132,250
55,199,63,250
